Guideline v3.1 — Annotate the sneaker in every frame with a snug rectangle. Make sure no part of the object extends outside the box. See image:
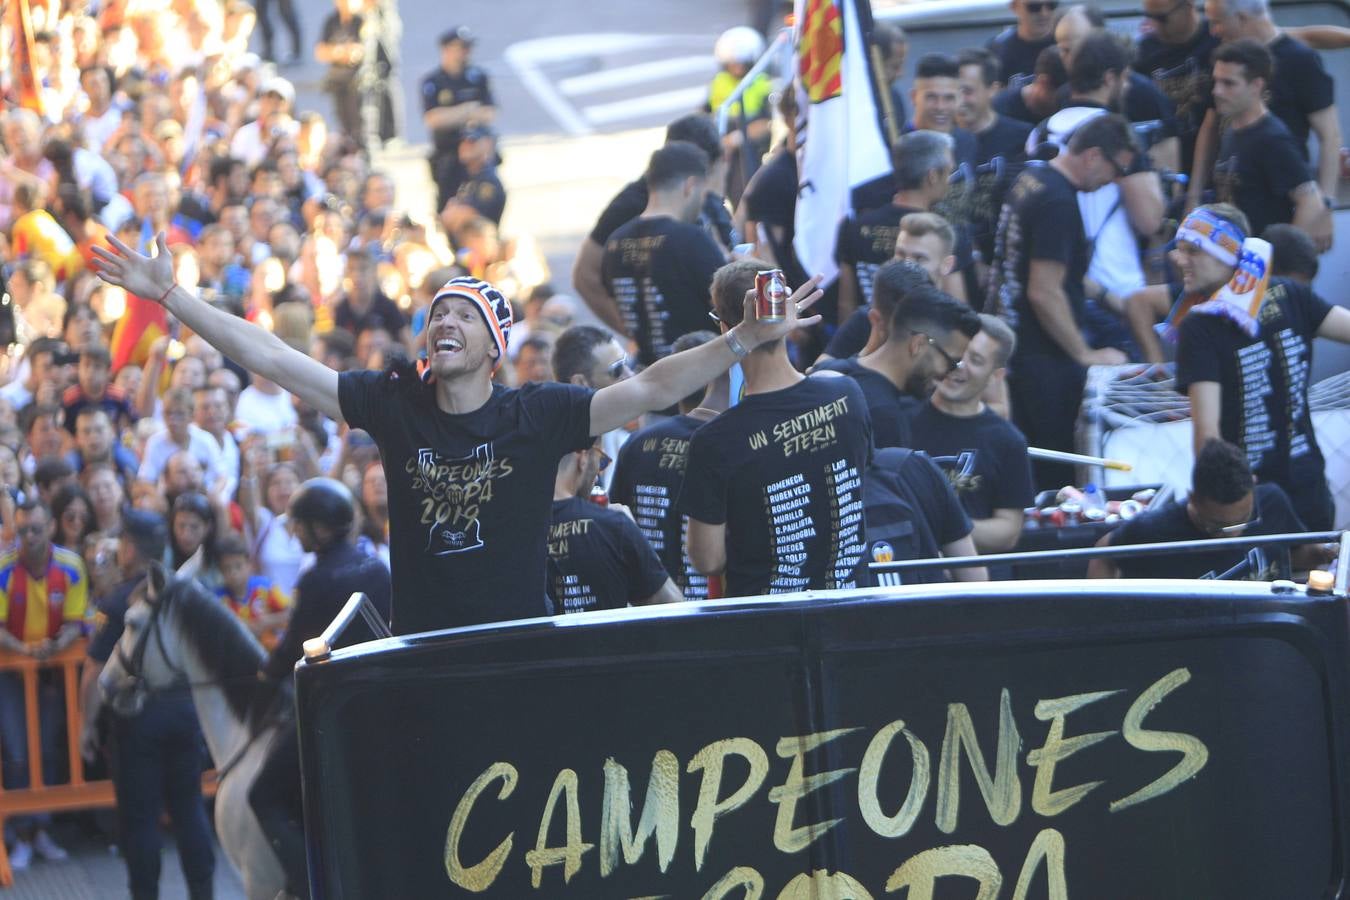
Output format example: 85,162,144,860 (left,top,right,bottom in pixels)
9,840,32,871
33,830,67,862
